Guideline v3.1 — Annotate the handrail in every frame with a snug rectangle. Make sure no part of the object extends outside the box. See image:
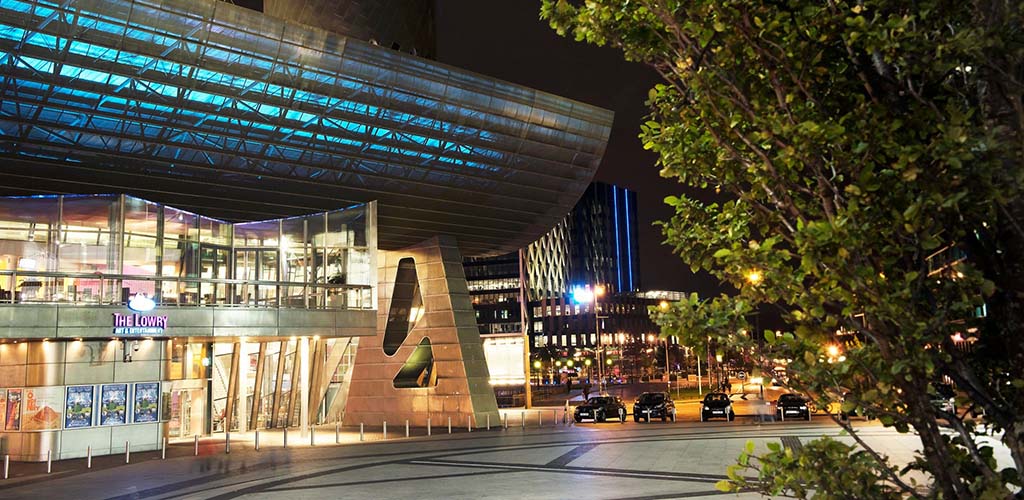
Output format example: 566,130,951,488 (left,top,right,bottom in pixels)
0,270,373,310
